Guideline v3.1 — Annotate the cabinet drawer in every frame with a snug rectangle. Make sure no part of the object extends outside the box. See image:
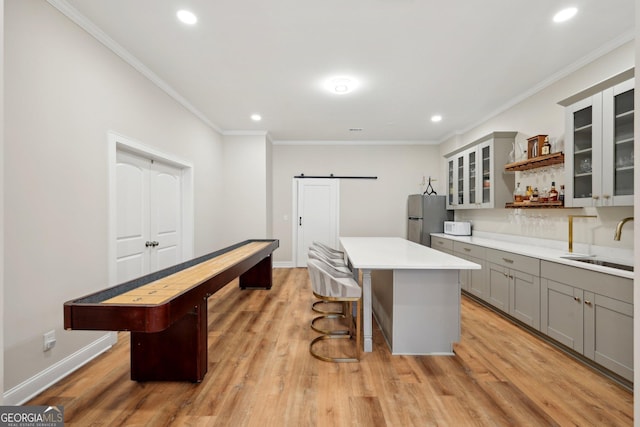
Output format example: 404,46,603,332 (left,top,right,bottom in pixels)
485,248,539,276
453,241,485,259
431,237,453,252
541,260,632,303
